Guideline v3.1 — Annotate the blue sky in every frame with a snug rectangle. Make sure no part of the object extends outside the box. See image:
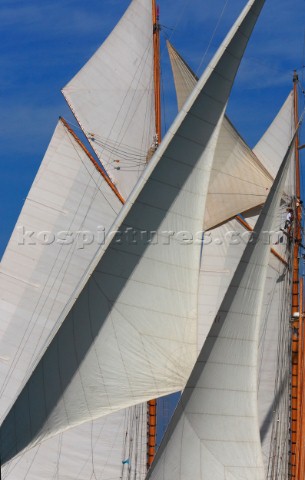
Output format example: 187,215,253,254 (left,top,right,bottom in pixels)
0,0,305,255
